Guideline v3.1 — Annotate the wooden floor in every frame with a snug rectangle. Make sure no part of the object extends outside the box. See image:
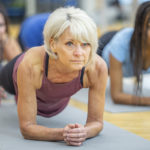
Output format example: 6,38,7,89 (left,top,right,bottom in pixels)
70,99,150,141
9,24,20,38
